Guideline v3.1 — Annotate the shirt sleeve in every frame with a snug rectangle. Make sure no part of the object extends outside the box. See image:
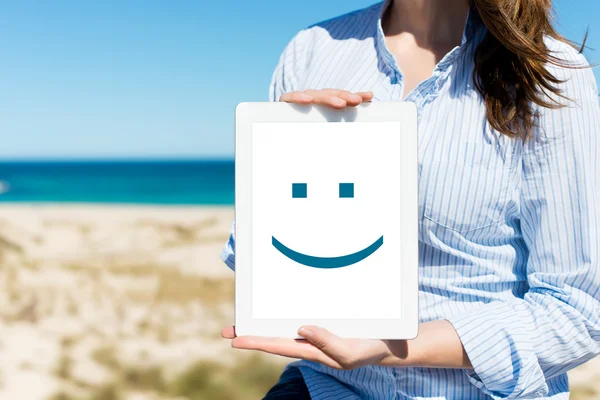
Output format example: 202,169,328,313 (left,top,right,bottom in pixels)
268,30,308,102
219,32,308,271
447,50,600,398
220,219,236,271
